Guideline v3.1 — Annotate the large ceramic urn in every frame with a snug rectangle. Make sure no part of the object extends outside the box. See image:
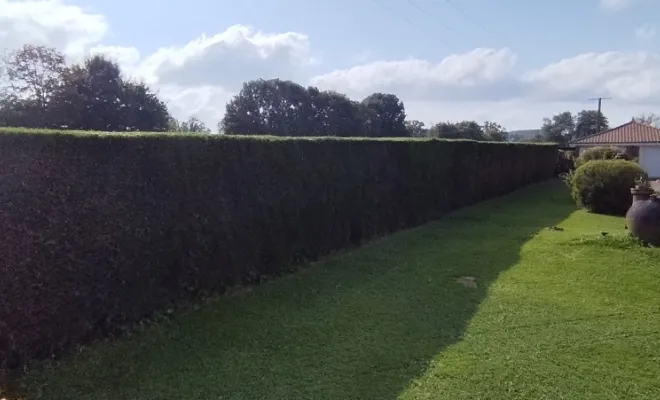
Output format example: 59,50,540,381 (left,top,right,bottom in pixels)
626,184,660,246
